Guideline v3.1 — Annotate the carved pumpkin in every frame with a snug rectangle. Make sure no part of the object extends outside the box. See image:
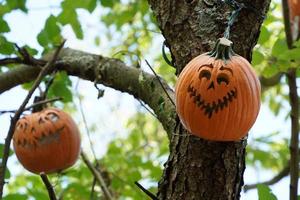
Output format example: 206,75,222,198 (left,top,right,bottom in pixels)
13,108,81,174
288,0,300,40
175,38,261,141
